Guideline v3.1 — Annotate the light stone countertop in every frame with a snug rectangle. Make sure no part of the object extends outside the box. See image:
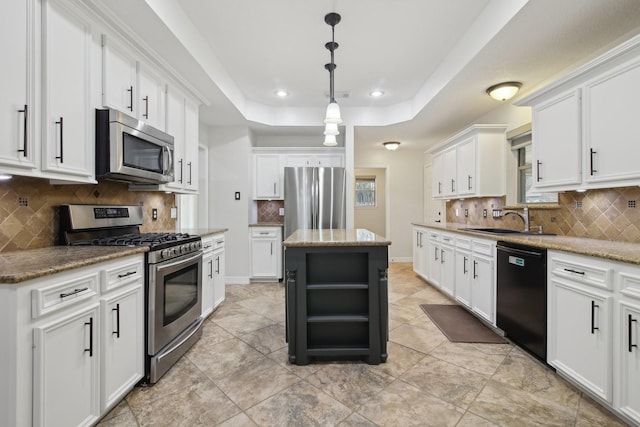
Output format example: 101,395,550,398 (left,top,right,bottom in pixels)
249,223,283,227
176,227,228,237
0,246,149,284
283,228,391,247
413,222,640,265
